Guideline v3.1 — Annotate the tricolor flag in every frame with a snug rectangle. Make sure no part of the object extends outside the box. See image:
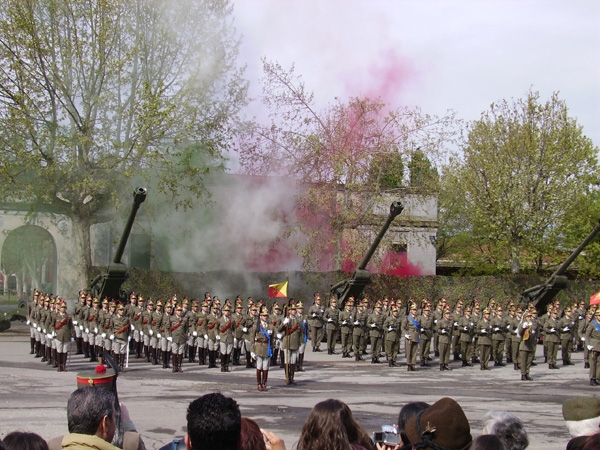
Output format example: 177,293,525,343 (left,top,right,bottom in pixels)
268,281,288,298
590,291,600,305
